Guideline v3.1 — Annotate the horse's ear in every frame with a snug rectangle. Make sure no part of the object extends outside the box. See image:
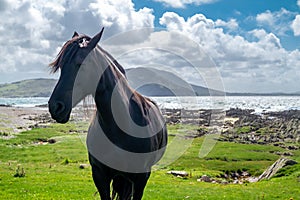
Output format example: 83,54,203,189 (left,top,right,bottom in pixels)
88,28,104,50
72,31,79,38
